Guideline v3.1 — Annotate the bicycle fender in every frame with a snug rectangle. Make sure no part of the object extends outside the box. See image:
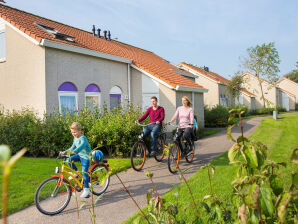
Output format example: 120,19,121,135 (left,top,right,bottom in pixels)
89,163,109,172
